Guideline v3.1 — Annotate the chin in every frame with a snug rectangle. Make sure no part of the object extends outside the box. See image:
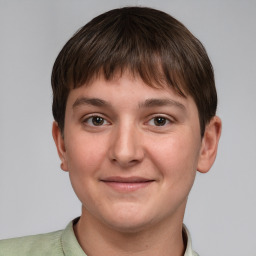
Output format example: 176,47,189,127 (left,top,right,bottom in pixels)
107,220,152,234
101,210,156,234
